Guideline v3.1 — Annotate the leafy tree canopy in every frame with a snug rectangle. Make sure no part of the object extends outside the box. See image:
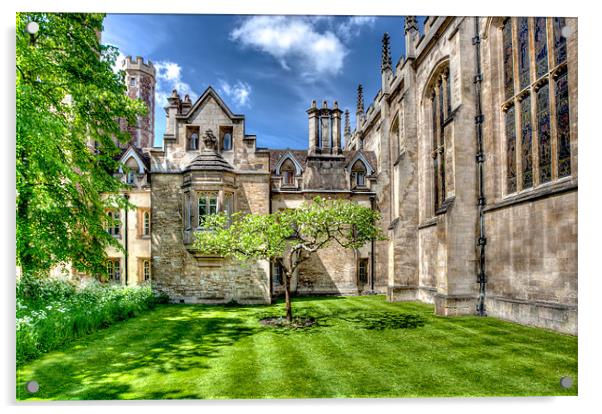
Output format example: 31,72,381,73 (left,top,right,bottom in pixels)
195,196,386,320
16,13,146,277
